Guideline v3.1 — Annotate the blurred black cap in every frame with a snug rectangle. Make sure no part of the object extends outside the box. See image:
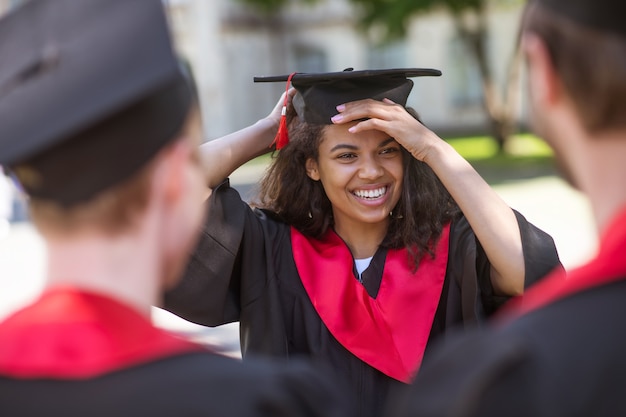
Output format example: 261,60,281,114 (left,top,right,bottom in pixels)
537,0,626,36
0,0,194,206
254,68,441,125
